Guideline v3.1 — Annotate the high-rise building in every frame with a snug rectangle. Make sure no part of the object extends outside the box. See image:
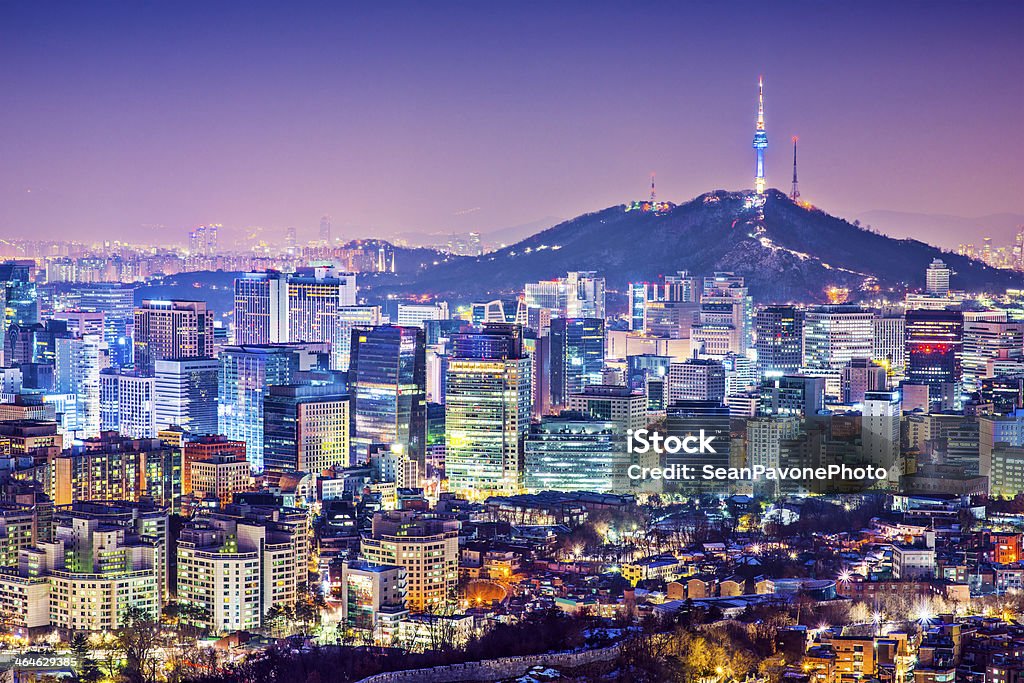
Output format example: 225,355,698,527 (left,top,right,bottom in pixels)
801,305,874,397
360,511,459,612
48,433,176,507
99,370,157,438
926,258,951,295
63,283,135,368
339,560,407,632
133,300,214,376
233,271,289,345
319,215,332,244
182,436,247,496
287,267,358,352
665,400,731,481
218,343,328,470
263,383,350,473
153,358,219,435
524,413,628,493
862,391,901,474
962,317,1024,391
524,271,605,319
629,272,700,336
333,305,382,371
760,375,826,417
755,305,803,375
190,454,252,505
396,302,450,329
872,314,906,380
669,358,727,403
0,261,39,363
905,309,963,401
348,326,426,468
841,358,888,404
566,384,647,434
549,318,604,409
444,324,531,495
691,273,753,358
53,334,102,439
